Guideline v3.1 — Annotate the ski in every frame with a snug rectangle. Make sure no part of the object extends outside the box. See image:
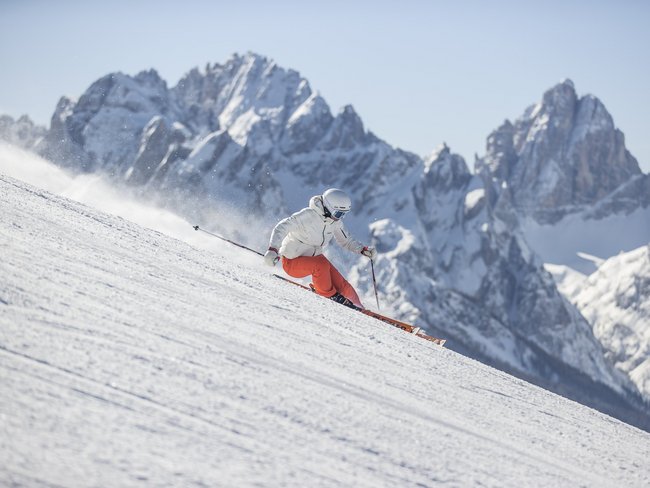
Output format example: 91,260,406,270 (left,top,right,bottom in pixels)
274,274,446,347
